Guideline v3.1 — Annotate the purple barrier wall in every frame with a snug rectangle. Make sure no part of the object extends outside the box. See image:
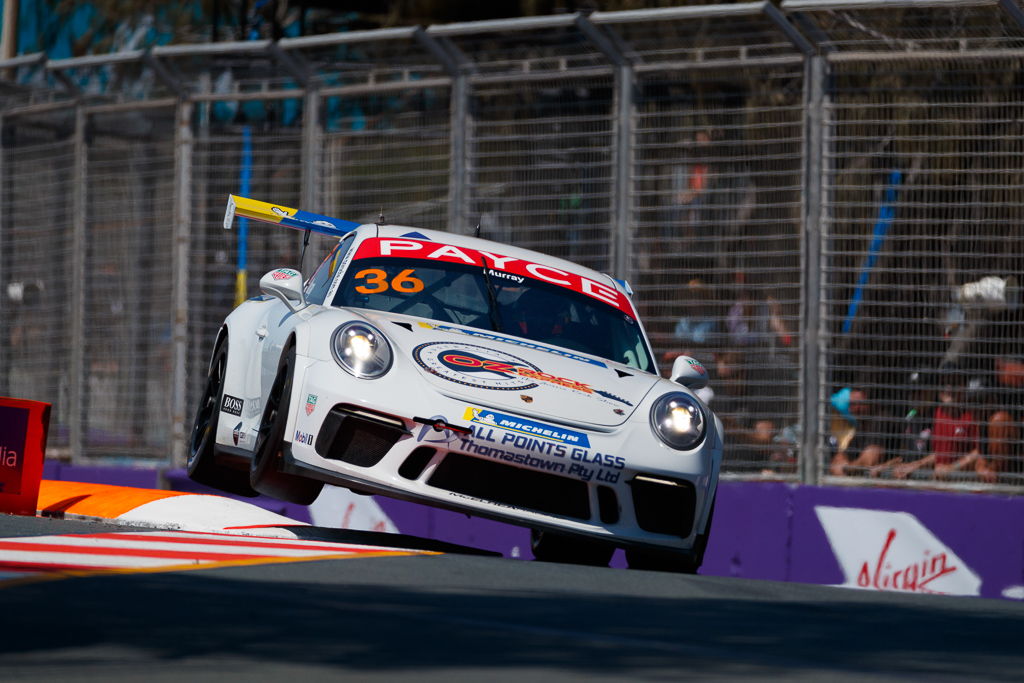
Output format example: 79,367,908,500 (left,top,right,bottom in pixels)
42,464,1024,600
377,482,1024,600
